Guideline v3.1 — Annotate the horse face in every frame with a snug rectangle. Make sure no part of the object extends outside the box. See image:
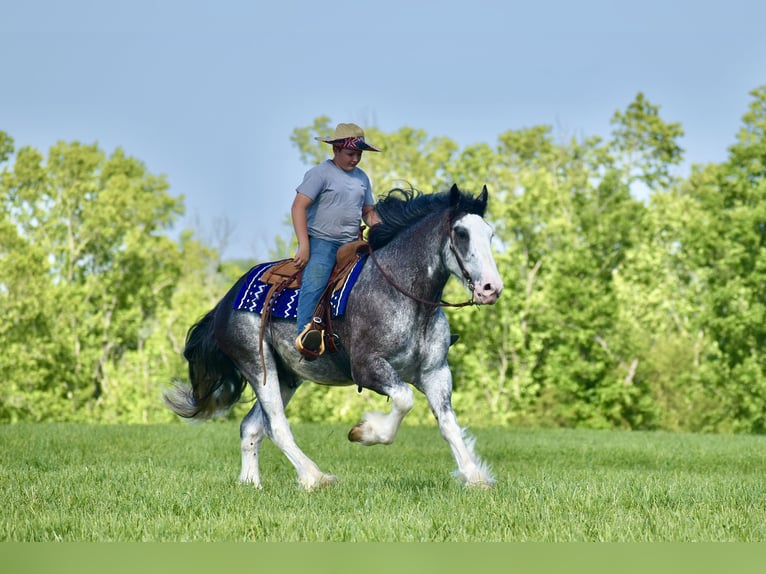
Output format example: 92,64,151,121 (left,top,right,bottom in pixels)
448,213,503,304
